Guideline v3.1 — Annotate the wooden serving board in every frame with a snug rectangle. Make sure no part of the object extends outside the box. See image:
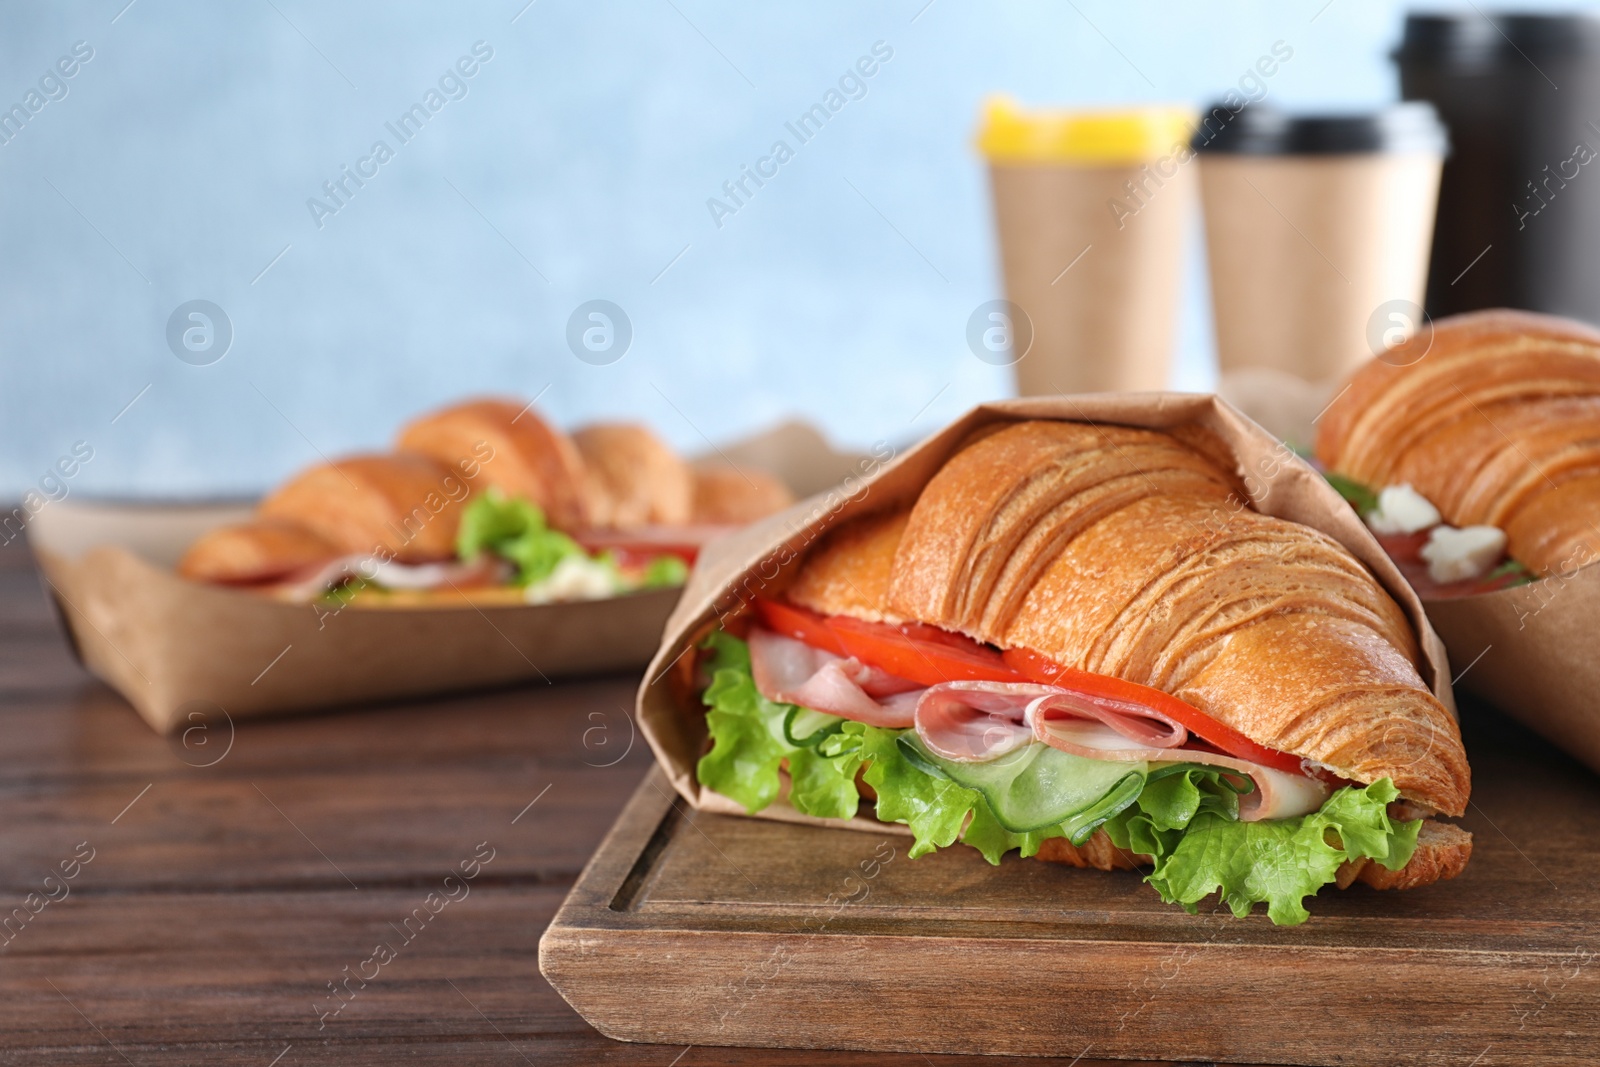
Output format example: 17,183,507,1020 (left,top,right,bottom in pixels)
540,706,1600,1065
